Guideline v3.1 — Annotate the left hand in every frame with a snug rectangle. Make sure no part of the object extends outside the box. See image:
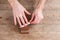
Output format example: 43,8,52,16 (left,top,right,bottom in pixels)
30,9,44,24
